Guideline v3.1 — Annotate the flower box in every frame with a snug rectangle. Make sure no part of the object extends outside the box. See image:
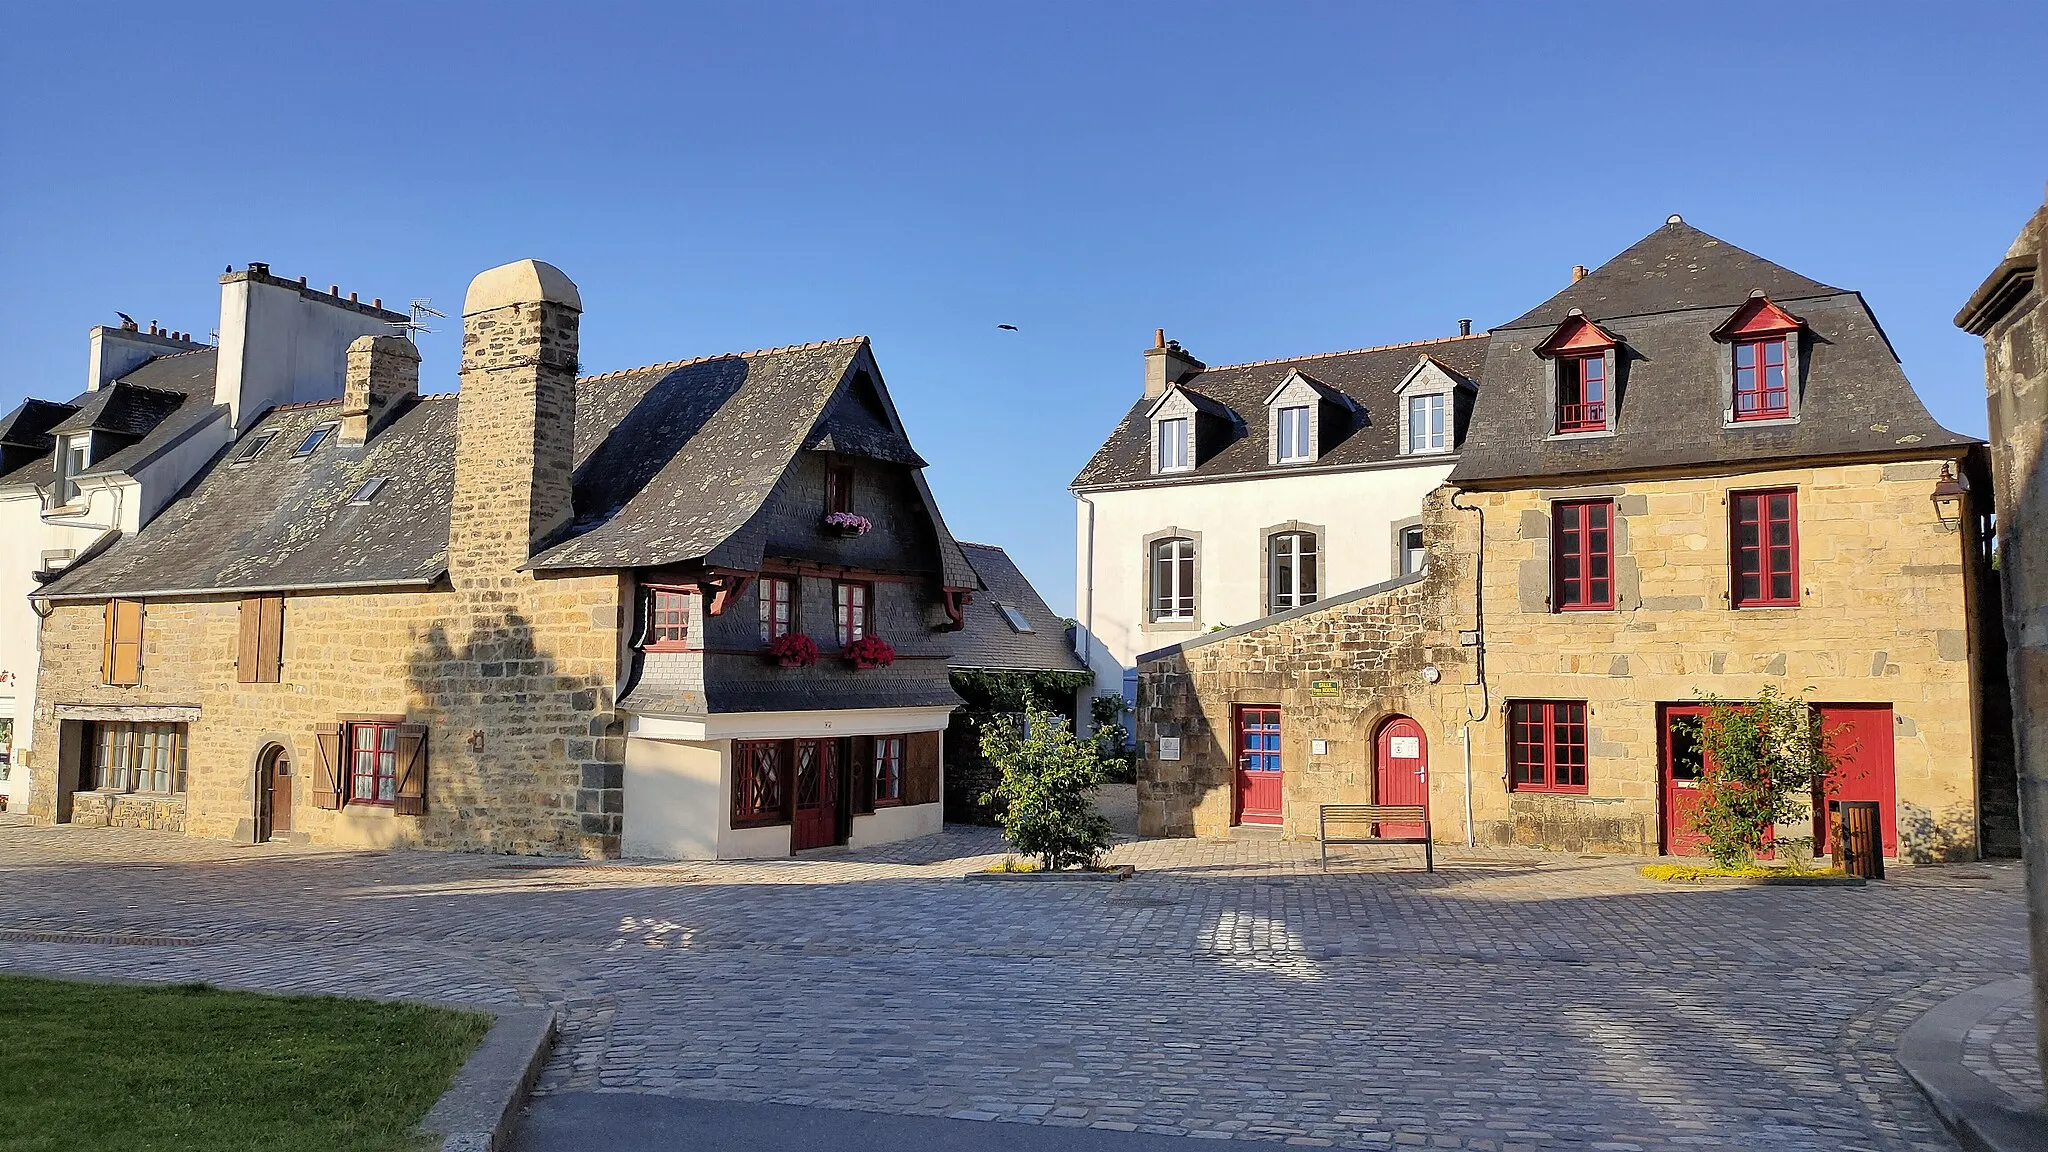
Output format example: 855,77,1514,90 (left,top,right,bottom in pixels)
823,512,871,537
765,633,819,668
841,635,895,670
